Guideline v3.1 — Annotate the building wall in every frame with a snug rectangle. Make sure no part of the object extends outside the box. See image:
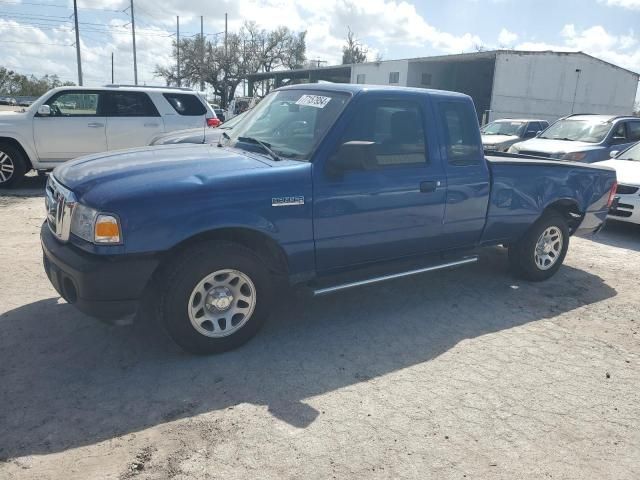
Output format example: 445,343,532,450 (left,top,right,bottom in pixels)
406,58,495,120
350,60,410,87
490,51,639,122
